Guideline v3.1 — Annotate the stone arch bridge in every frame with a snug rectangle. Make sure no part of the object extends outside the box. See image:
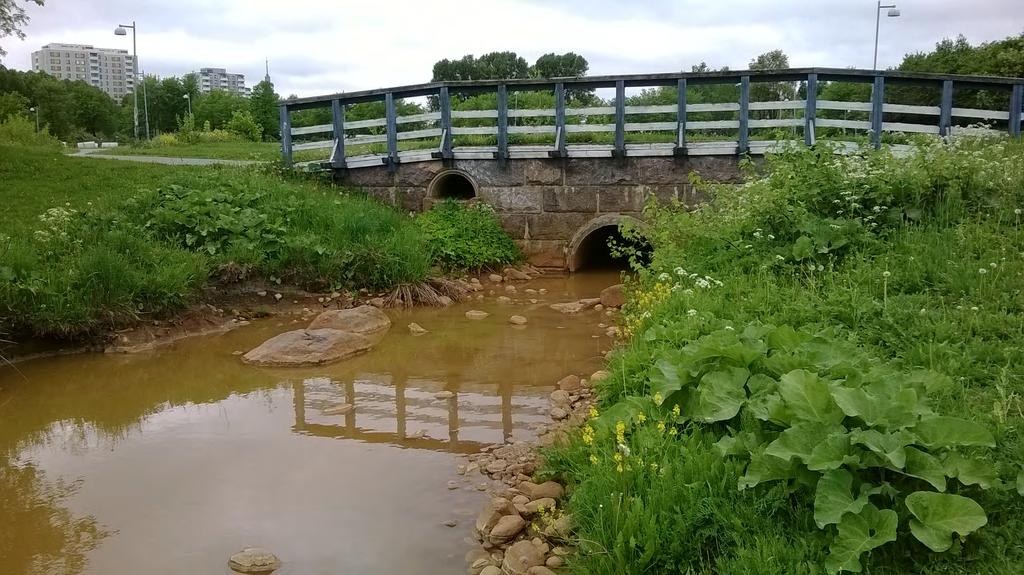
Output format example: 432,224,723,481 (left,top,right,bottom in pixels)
280,68,1024,269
